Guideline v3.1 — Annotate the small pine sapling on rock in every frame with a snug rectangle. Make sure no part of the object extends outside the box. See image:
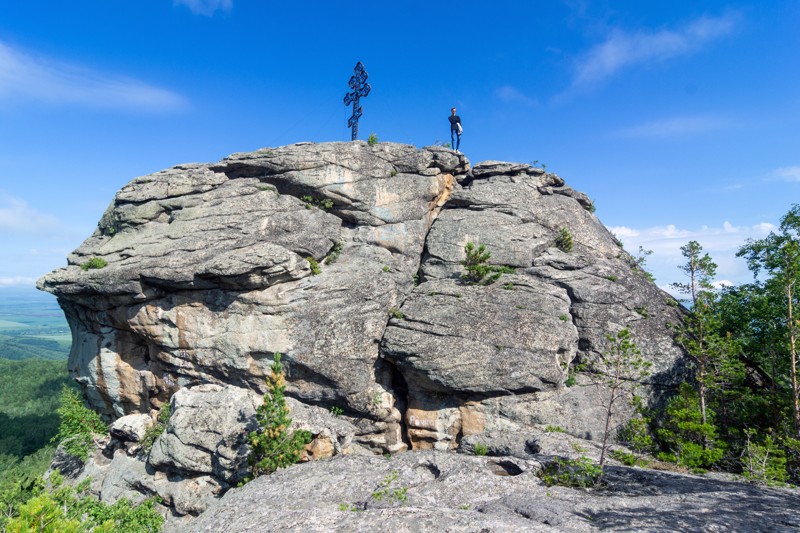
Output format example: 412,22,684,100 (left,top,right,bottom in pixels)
247,353,312,479
461,242,513,285
587,328,652,475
